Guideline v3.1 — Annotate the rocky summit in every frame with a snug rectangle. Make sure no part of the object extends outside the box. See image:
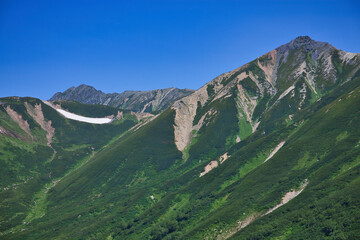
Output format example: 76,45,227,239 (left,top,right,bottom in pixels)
1,36,360,239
